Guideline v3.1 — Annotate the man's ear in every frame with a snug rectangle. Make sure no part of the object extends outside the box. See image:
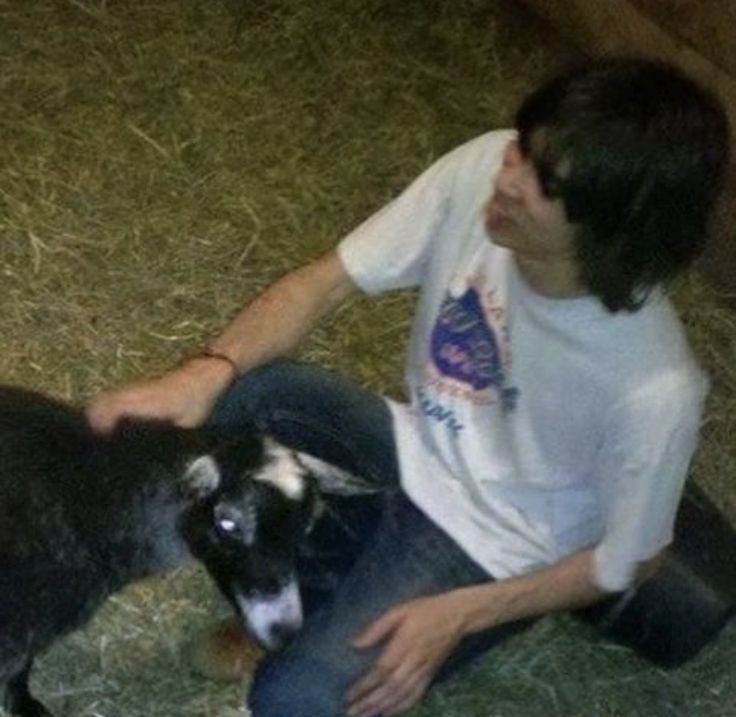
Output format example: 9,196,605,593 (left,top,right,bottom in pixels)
296,453,381,496
182,454,221,500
